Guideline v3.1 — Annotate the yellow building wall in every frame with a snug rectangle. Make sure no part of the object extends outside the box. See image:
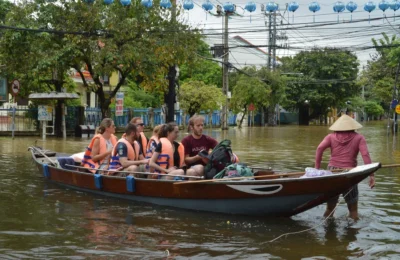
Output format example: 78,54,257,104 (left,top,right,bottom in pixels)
109,71,119,86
